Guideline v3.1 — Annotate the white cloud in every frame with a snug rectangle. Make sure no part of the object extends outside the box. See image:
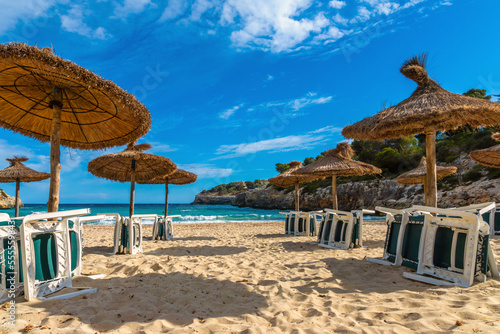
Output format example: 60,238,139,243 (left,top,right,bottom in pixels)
160,0,189,21
329,1,346,9
221,0,330,52
148,143,179,153
60,5,111,39
113,0,152,18
178,163,234,179
190,0,219,21
219,104,243,119
288,93,332,111
215,125,339,158
266,74,274,81
0,0,64,35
